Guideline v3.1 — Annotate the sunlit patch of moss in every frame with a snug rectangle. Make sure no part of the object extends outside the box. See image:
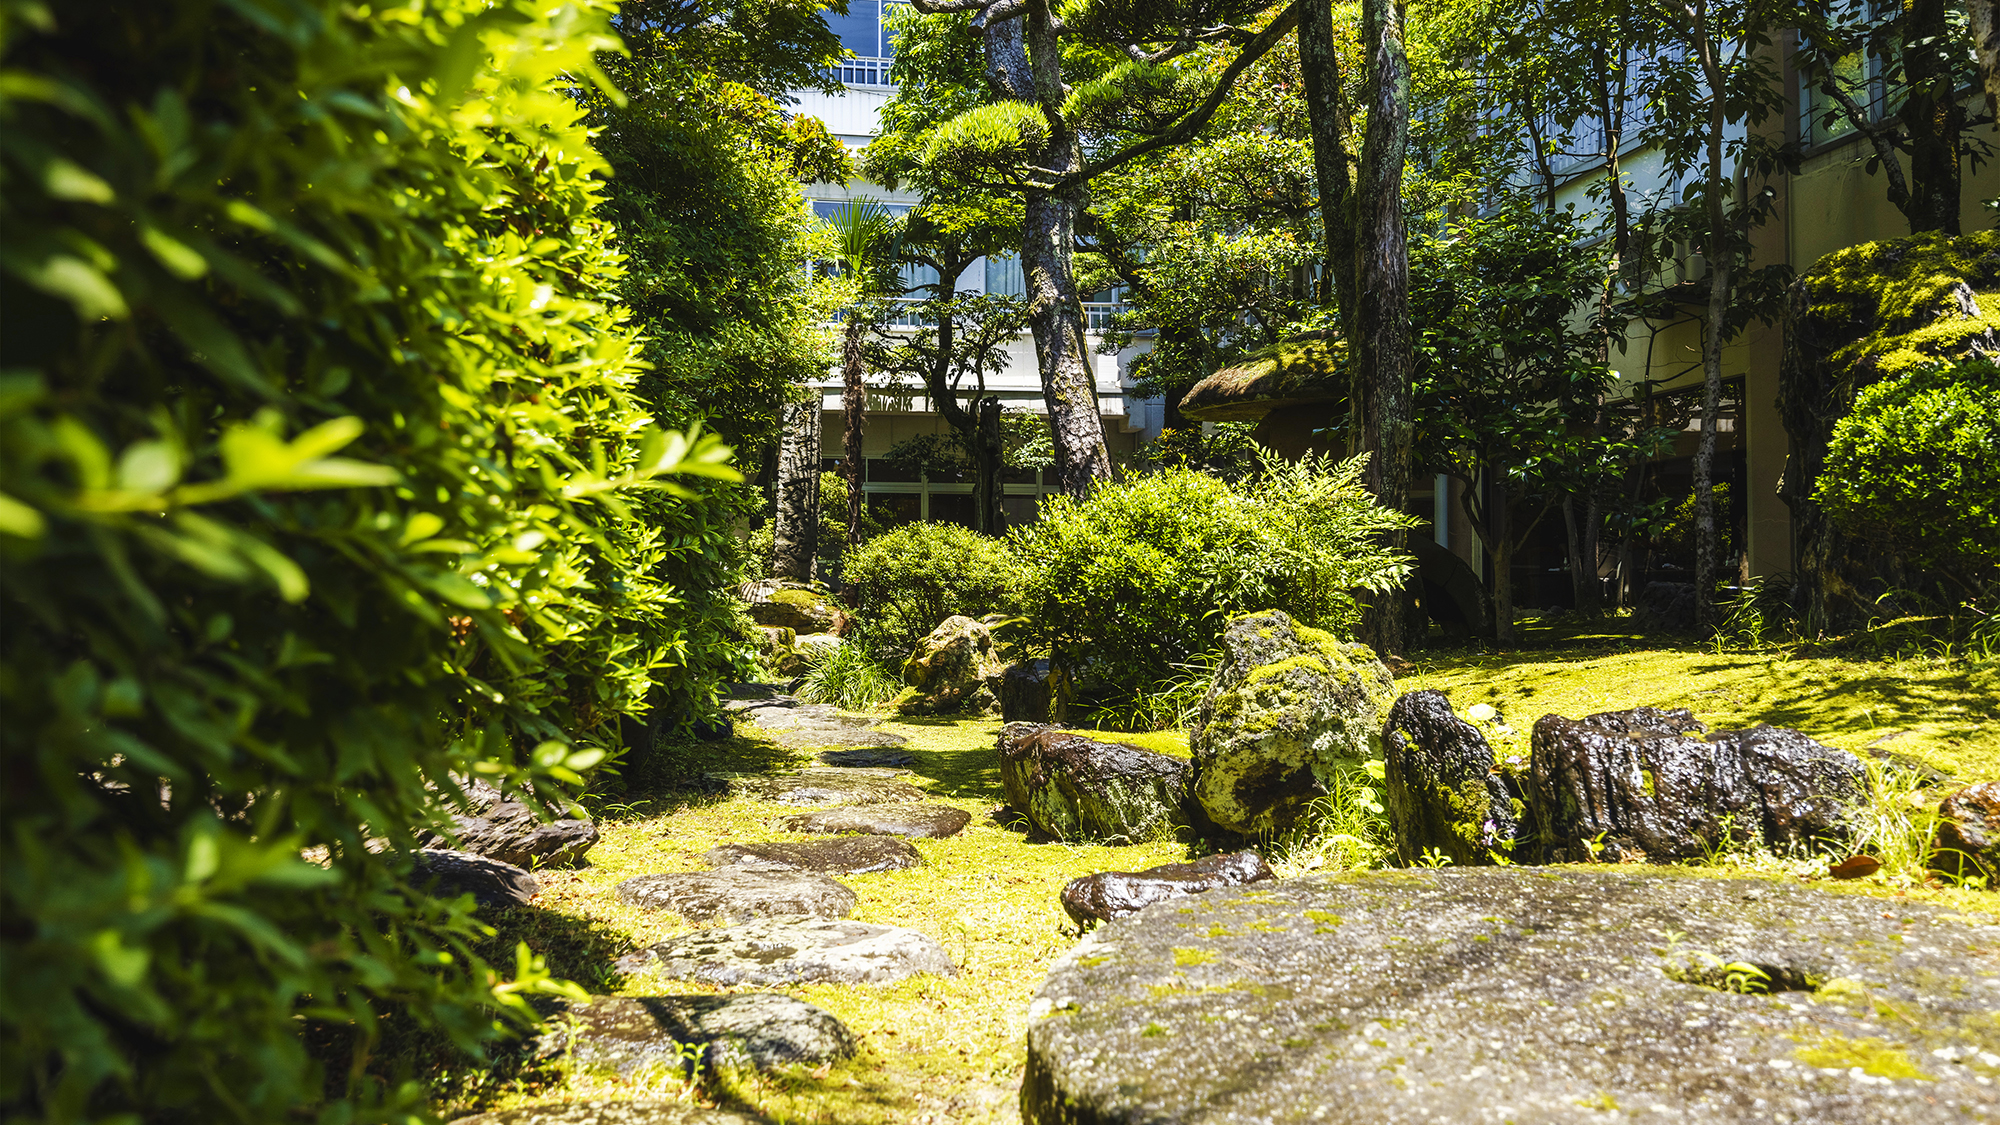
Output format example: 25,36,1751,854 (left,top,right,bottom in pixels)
1172,947,1215,967
1800,231,2000,381
1071,728,1191,759
1791,1033,1935,1080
